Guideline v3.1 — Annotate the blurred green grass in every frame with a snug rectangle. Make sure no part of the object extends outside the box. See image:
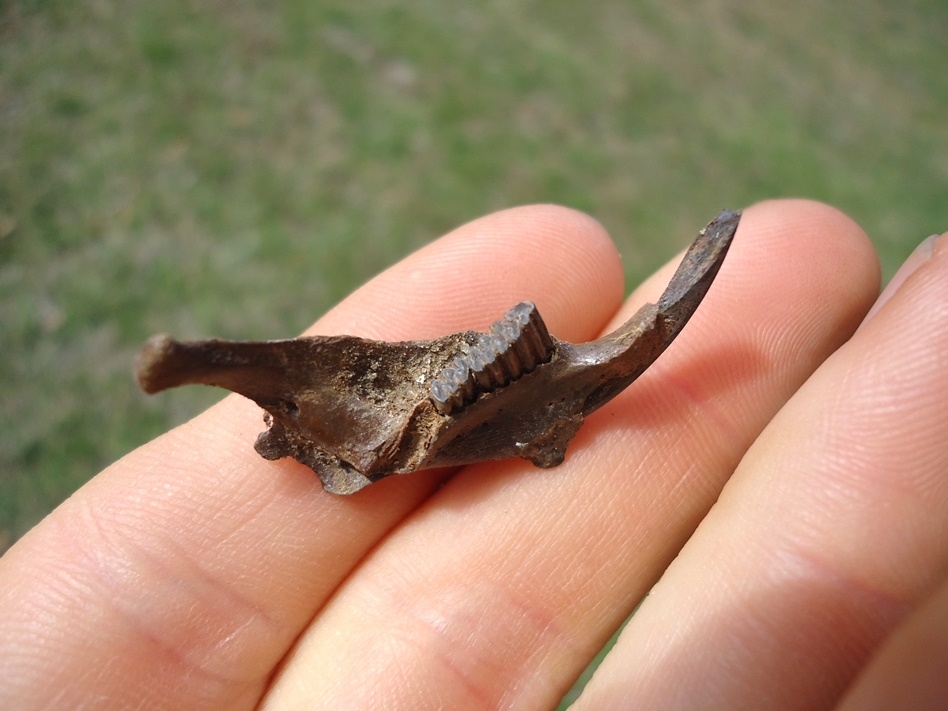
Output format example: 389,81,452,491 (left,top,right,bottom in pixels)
0,0,946,700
